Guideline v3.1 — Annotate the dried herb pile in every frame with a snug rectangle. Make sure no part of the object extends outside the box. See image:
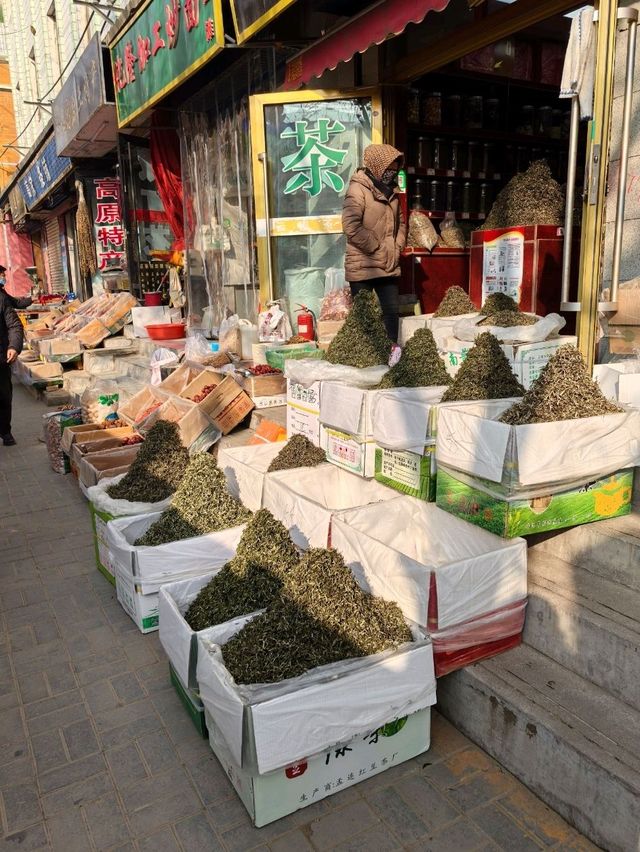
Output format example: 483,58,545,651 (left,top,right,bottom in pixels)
500,346,623,425
326,290,392,368
482,161,564,229
221,548,412,684
185,510,299,630
433,286,477,318
134,453,251,546
379,328,451,388
479,311,537,328
106,420,189,503
267,434,326,472
442,332,525,402
480,293,519,315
